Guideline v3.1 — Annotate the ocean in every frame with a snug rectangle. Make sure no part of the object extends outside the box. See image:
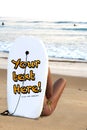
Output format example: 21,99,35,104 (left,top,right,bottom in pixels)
0,17,87,61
